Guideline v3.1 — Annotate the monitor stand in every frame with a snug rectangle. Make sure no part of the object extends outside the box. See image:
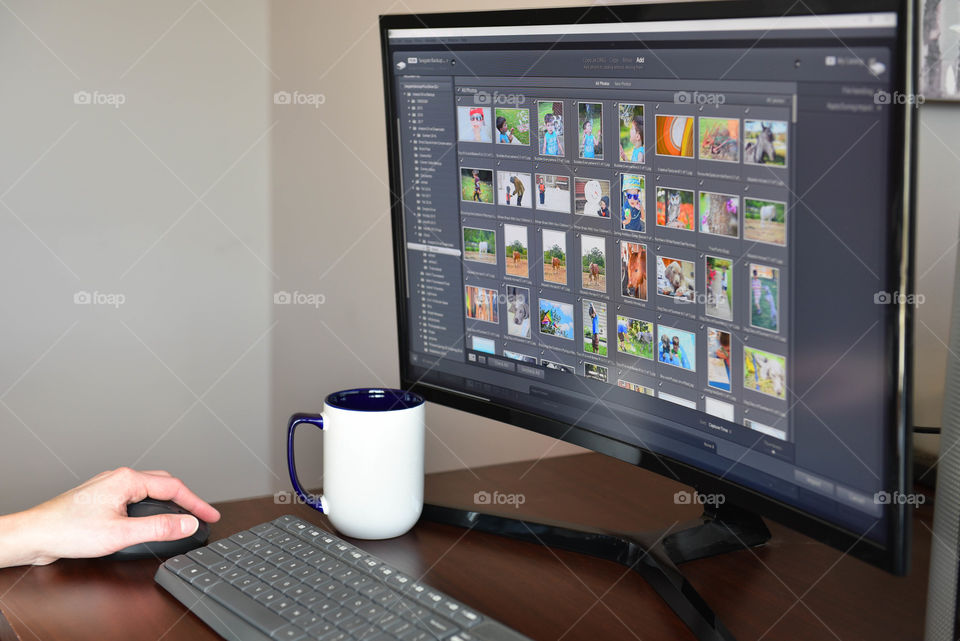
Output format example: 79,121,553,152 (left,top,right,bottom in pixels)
421,500,770,641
